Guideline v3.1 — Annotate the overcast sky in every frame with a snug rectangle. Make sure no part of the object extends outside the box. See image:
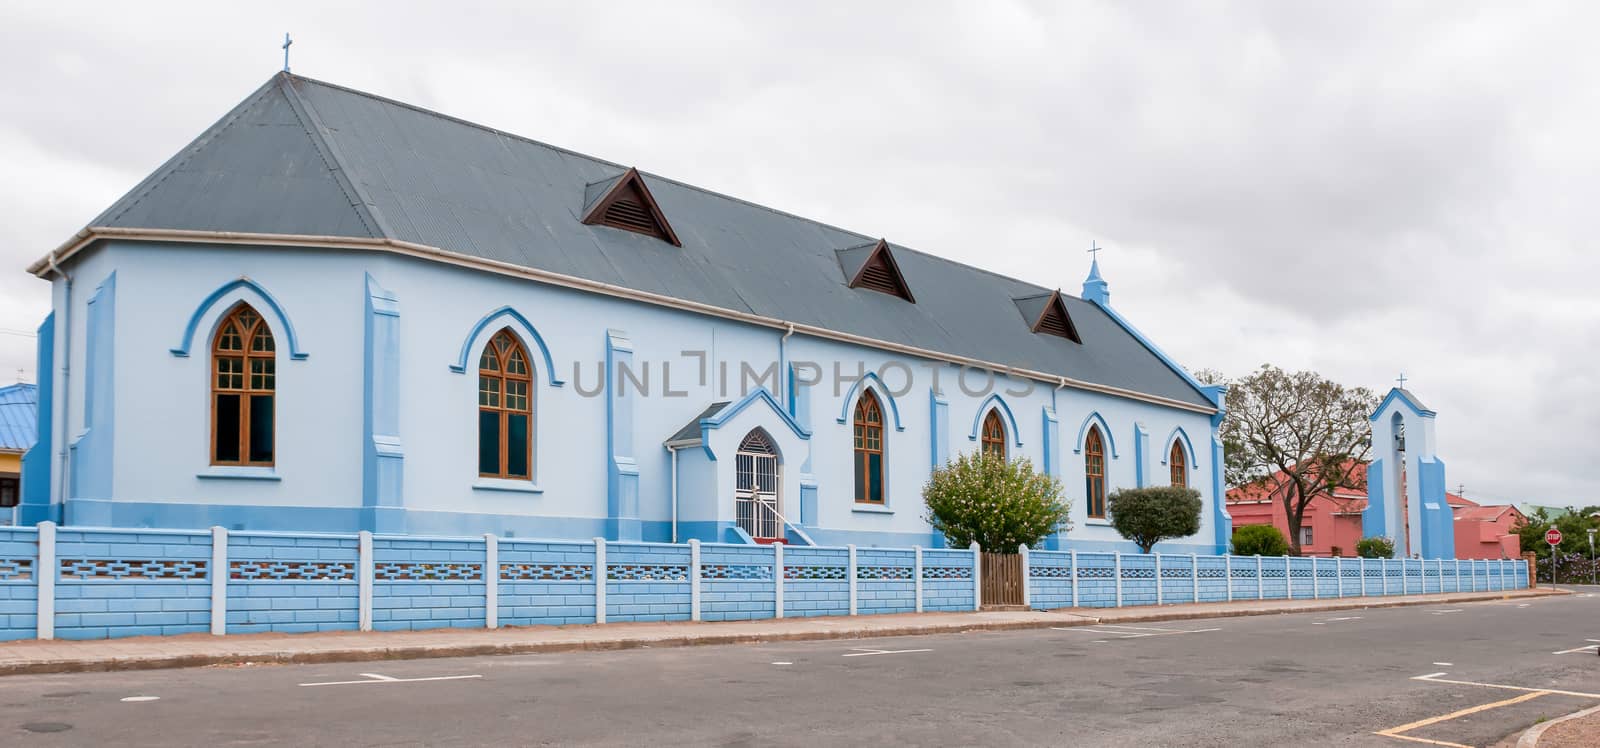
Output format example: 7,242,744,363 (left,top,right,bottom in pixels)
2,2,1595,507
